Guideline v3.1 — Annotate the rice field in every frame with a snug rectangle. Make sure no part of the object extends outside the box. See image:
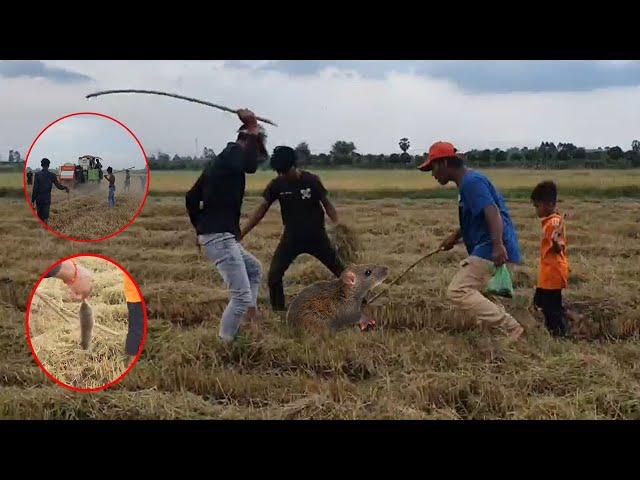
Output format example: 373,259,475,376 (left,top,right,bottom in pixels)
147,168,640,198
1,168,639,419
24,171,147,240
